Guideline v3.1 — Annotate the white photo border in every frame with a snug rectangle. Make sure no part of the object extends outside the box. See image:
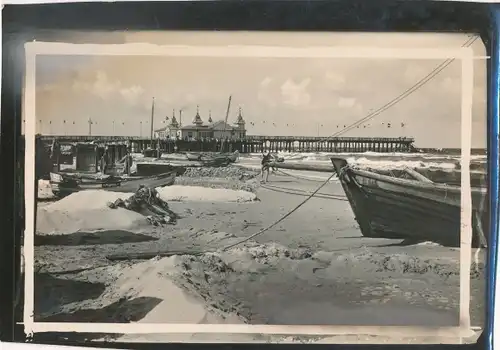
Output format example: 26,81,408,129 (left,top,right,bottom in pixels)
23,42,478,340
